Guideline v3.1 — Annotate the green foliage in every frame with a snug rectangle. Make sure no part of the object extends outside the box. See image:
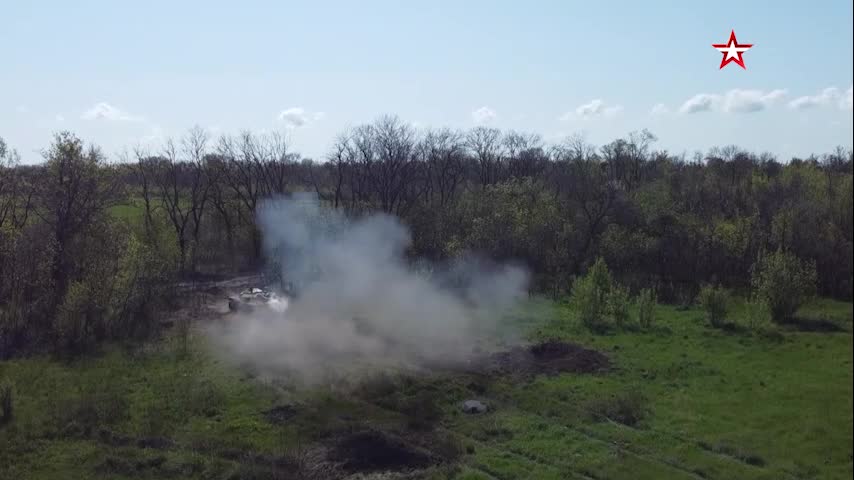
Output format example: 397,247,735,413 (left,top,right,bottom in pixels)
572,258,636,331
451,178,569,293
743,296,773,332
571,259,612,332
606,284,631,329
636,288,657,329
698,285,730,328
53,220,178,353
751,249,818,323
